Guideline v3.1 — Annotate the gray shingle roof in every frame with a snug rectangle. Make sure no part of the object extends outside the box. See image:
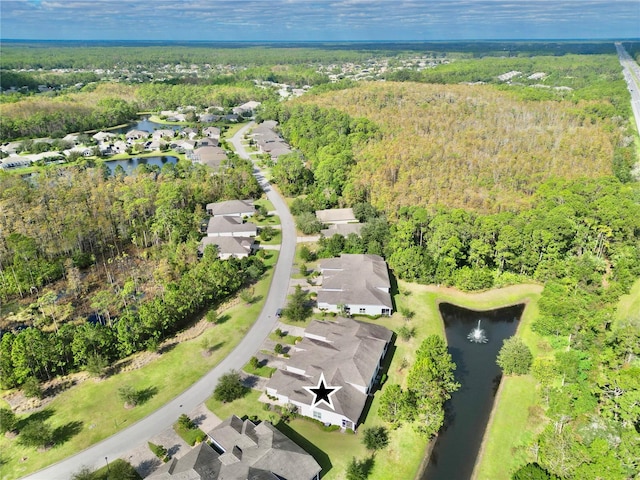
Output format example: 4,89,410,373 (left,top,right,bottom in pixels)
199,236,254,257
205,199,255,217
315,208,356,224
149,416,320,480
266,317,392,425
320,223,365,238
205,216,257,237
317,254,392,309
